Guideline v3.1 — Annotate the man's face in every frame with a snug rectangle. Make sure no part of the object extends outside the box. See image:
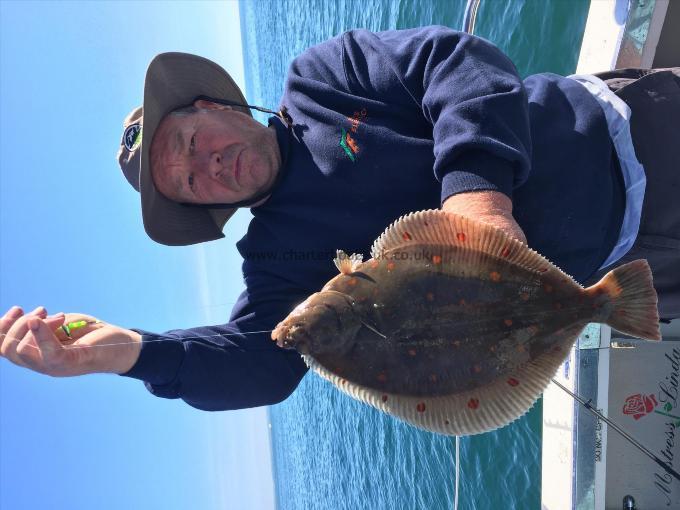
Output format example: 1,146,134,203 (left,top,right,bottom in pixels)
149,100,281,205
